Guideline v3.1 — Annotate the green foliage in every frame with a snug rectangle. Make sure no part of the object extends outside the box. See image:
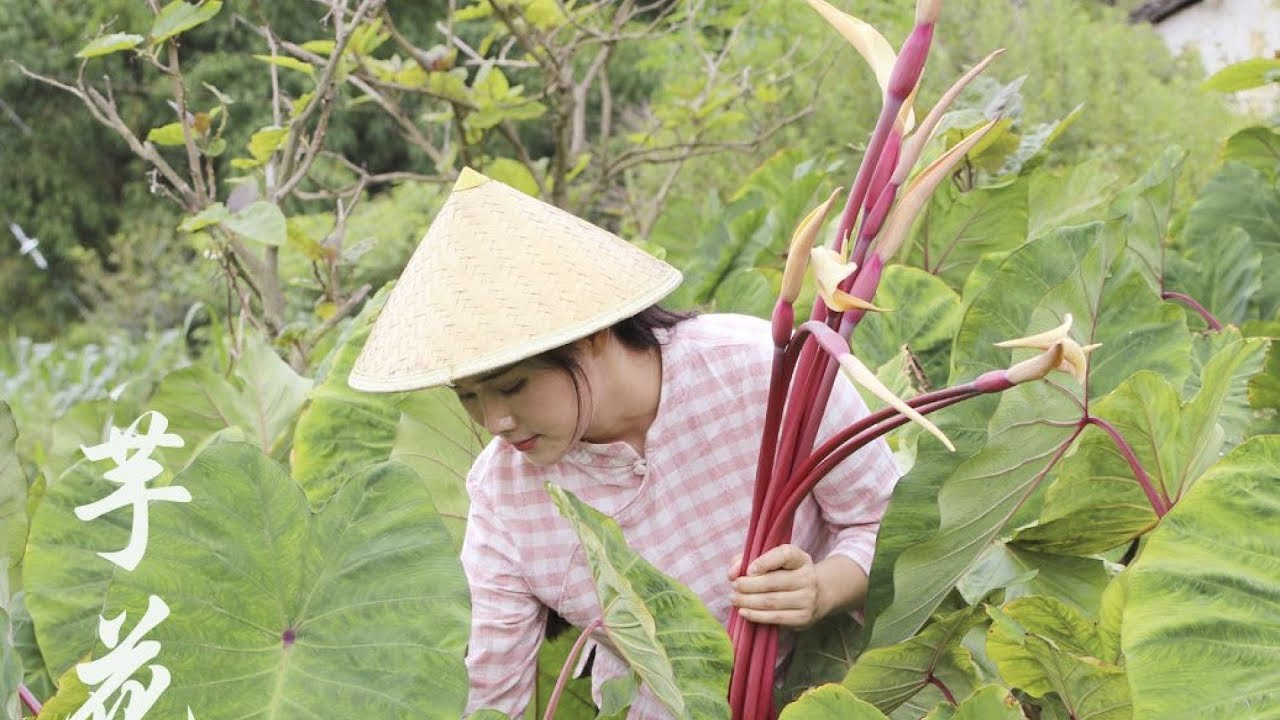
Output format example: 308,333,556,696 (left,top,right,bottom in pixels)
843,603,986,714
26,443,471,716
1122,436,1280,719
548,485,734,720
